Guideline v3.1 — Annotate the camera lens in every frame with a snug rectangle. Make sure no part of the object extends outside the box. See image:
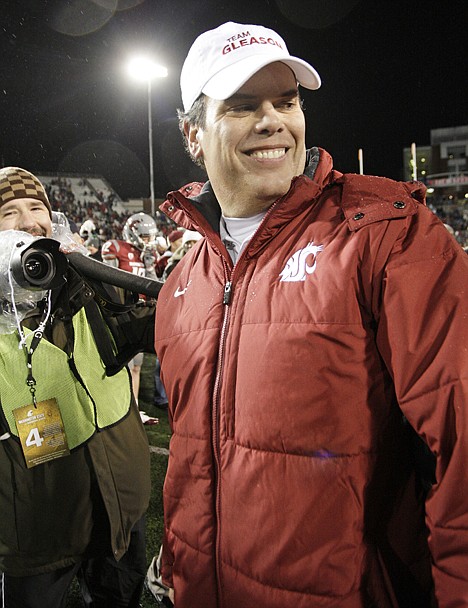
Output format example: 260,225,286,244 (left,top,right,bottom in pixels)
24,253,52,282
22,250,57,287
10,238,68,291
